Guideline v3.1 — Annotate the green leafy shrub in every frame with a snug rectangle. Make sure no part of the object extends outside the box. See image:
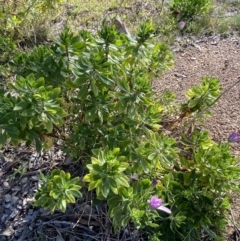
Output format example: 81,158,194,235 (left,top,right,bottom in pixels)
3,21,240,240
170,0,211,22
34,169,82,213
148,130,239,241
0,0,63,38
